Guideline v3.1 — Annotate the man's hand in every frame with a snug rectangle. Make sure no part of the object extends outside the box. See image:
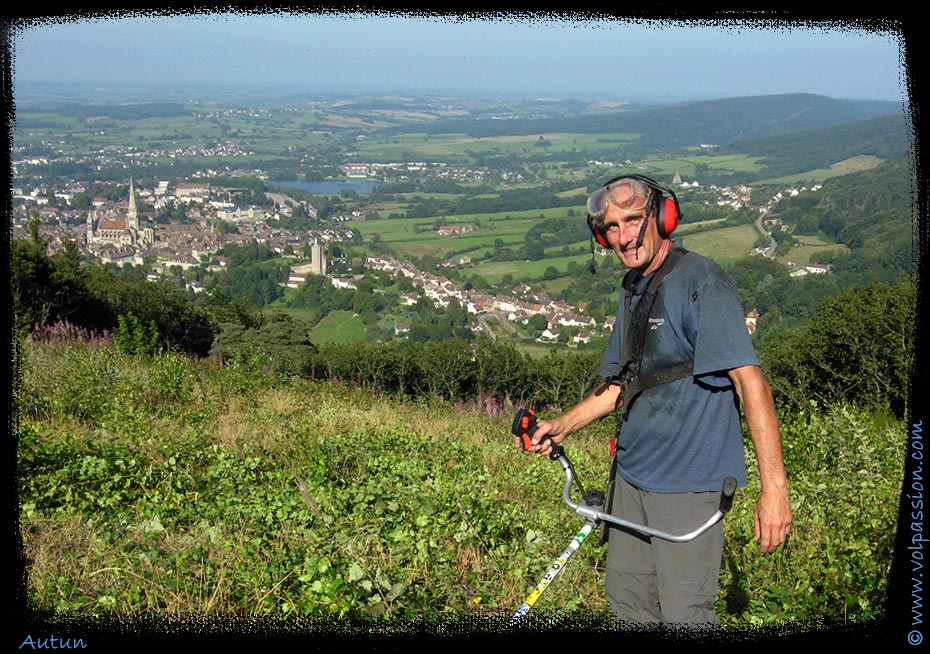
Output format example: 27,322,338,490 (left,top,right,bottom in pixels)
754,488,792,554
511,383,620,458
515,419,564,457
